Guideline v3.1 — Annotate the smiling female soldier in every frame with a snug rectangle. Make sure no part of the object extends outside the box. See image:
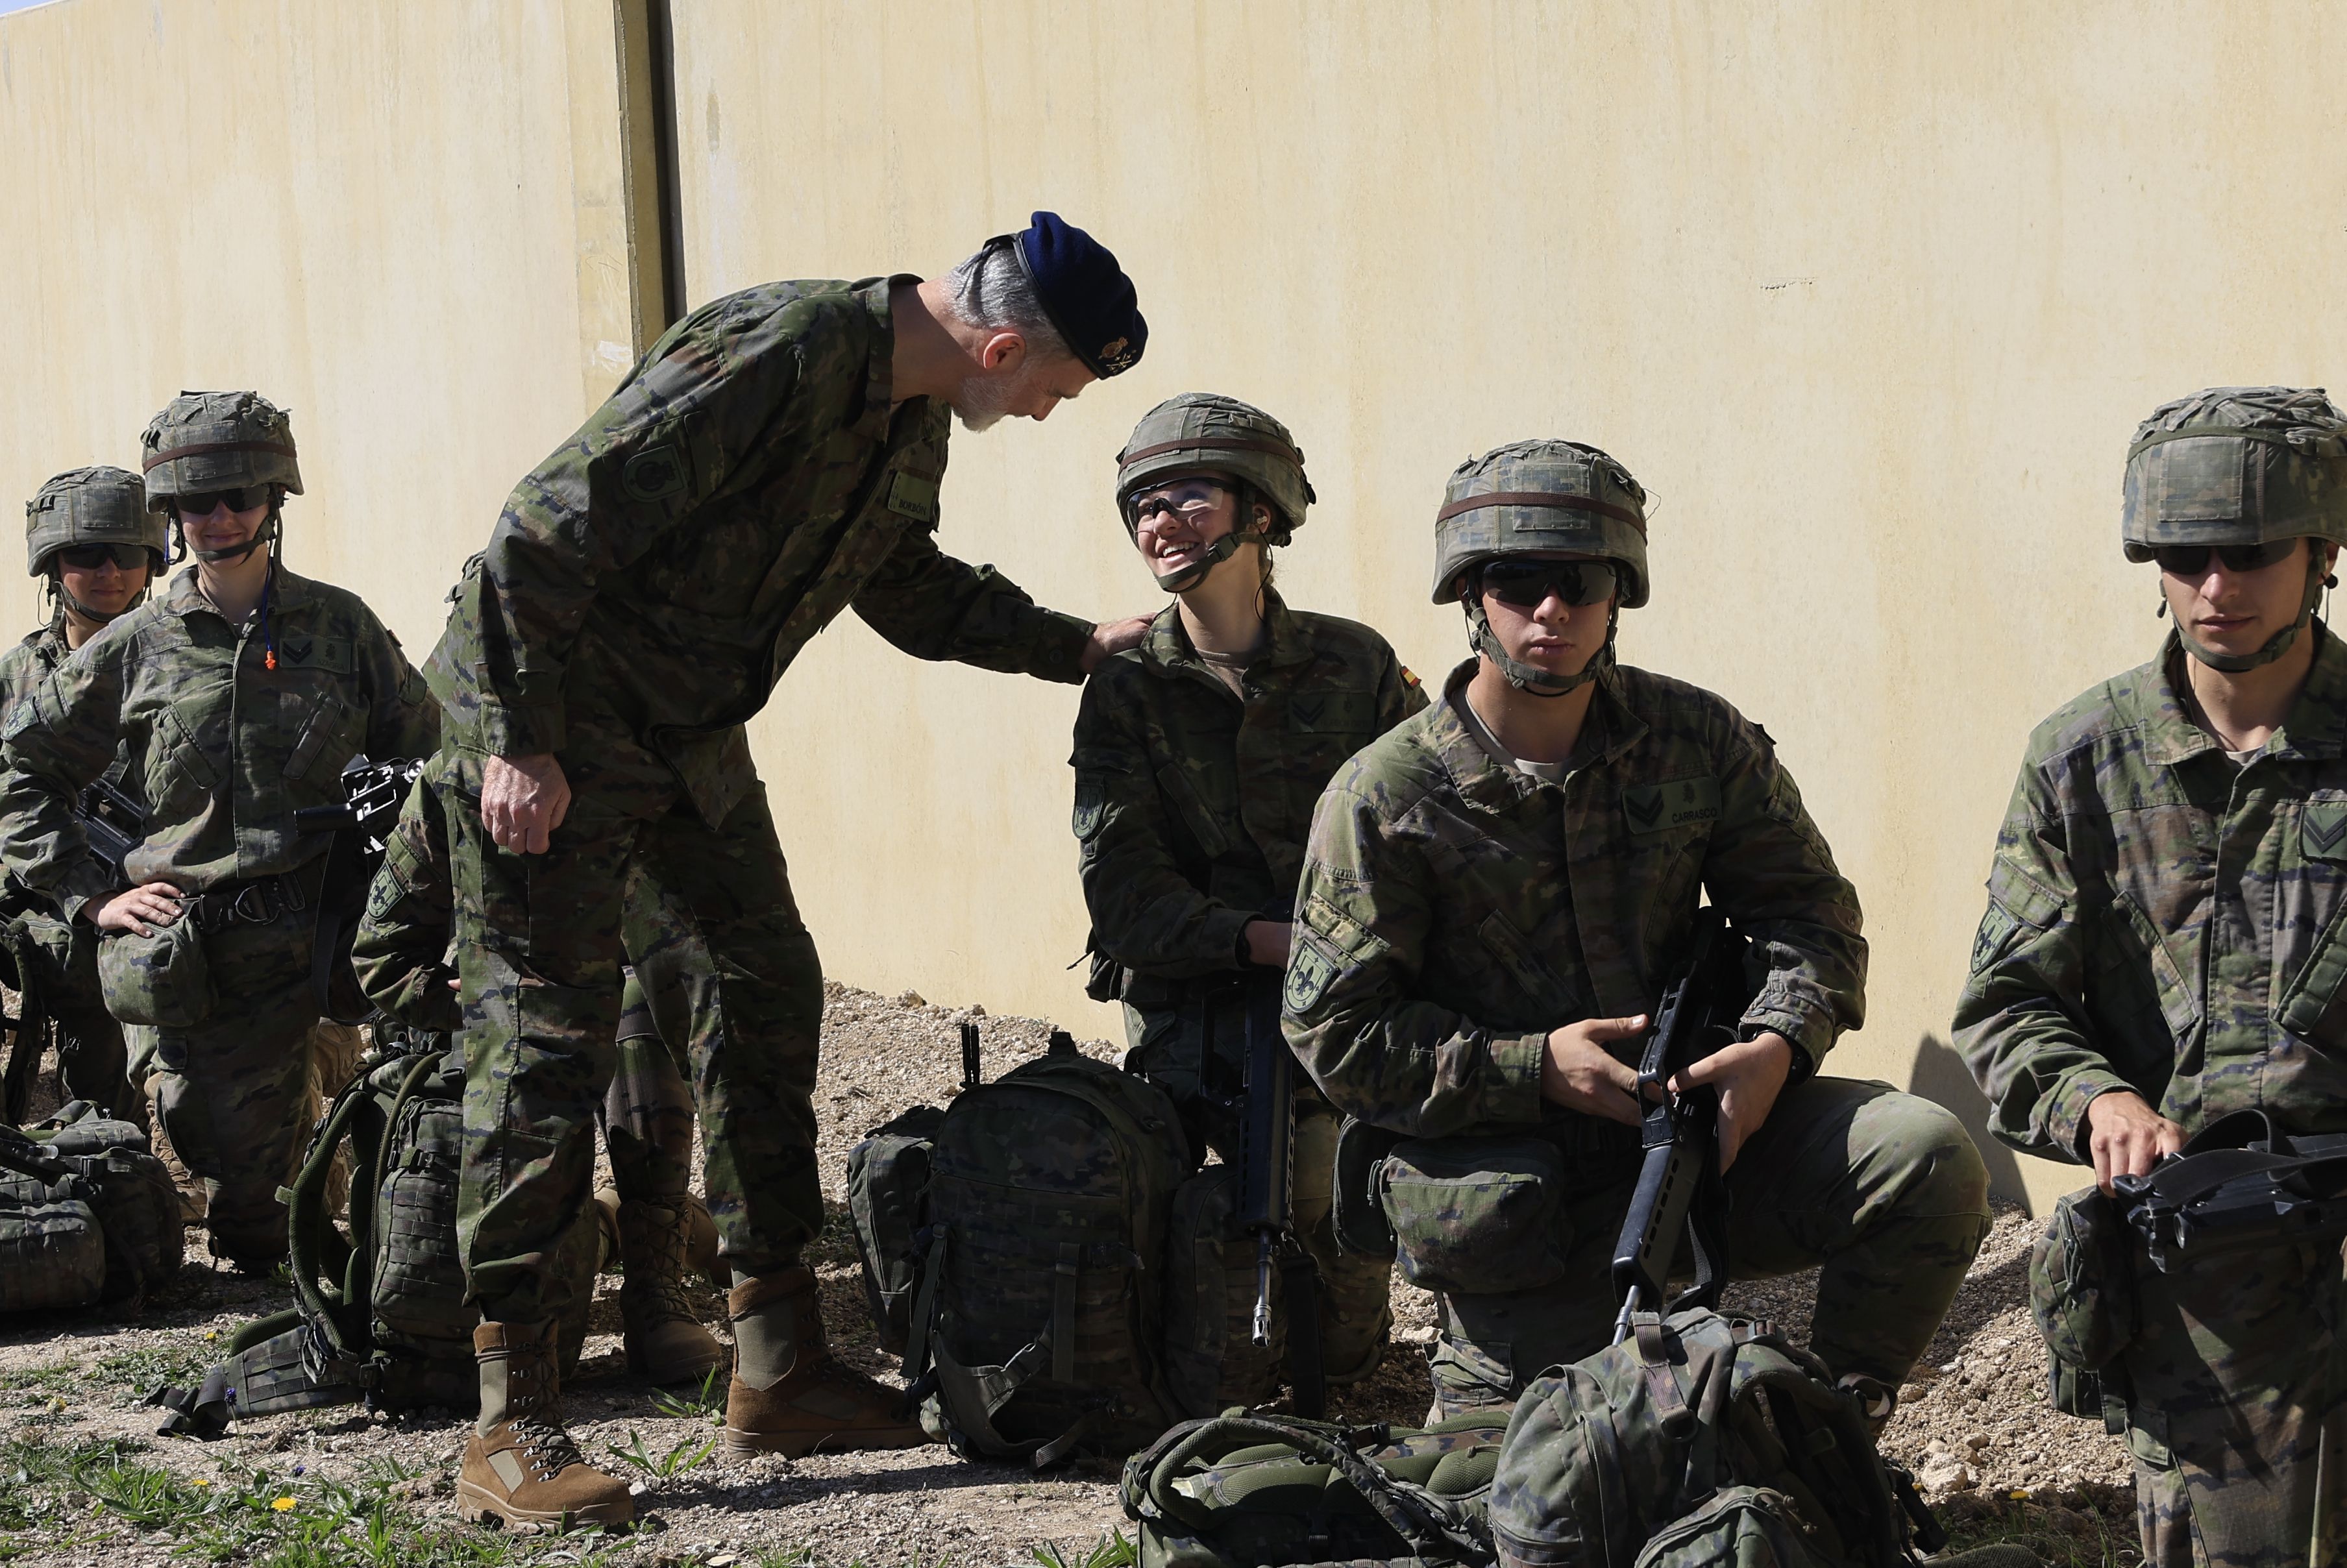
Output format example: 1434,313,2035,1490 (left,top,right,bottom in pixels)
1070,394,1425,1408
